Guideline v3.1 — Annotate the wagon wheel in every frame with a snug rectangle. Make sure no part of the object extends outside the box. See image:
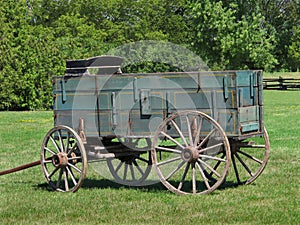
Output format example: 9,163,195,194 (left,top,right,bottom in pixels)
151,110,231,195
230,127,270,185
107,150,152,186
41,126,87,192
